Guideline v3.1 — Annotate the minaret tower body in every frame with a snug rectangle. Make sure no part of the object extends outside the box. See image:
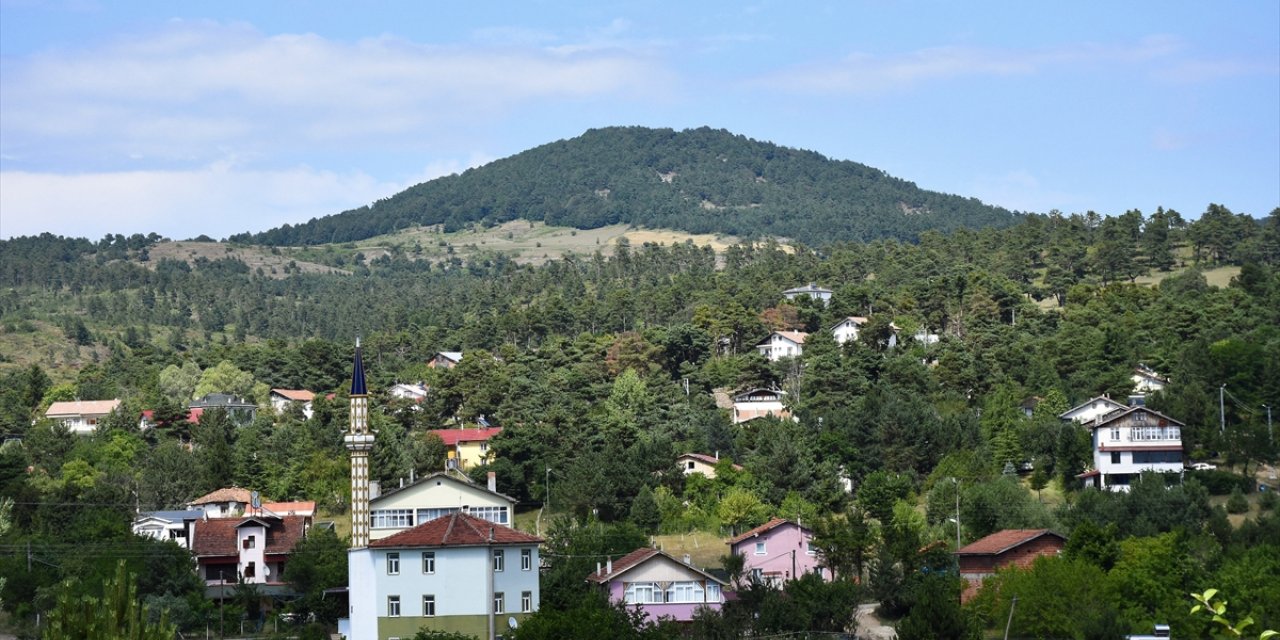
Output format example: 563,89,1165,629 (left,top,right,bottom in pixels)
345,338,375,549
